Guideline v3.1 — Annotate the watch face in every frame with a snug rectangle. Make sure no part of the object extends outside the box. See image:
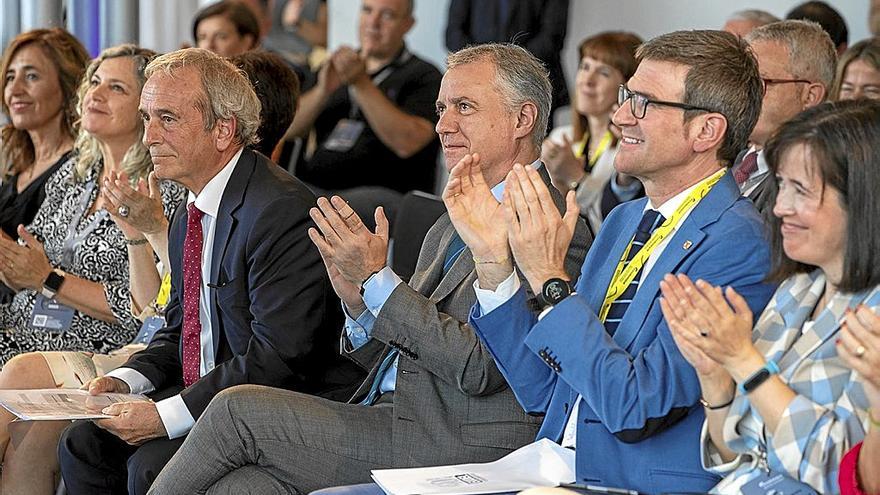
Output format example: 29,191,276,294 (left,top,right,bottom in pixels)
743,369,771,392
546,282,566,301
542,278,571,306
